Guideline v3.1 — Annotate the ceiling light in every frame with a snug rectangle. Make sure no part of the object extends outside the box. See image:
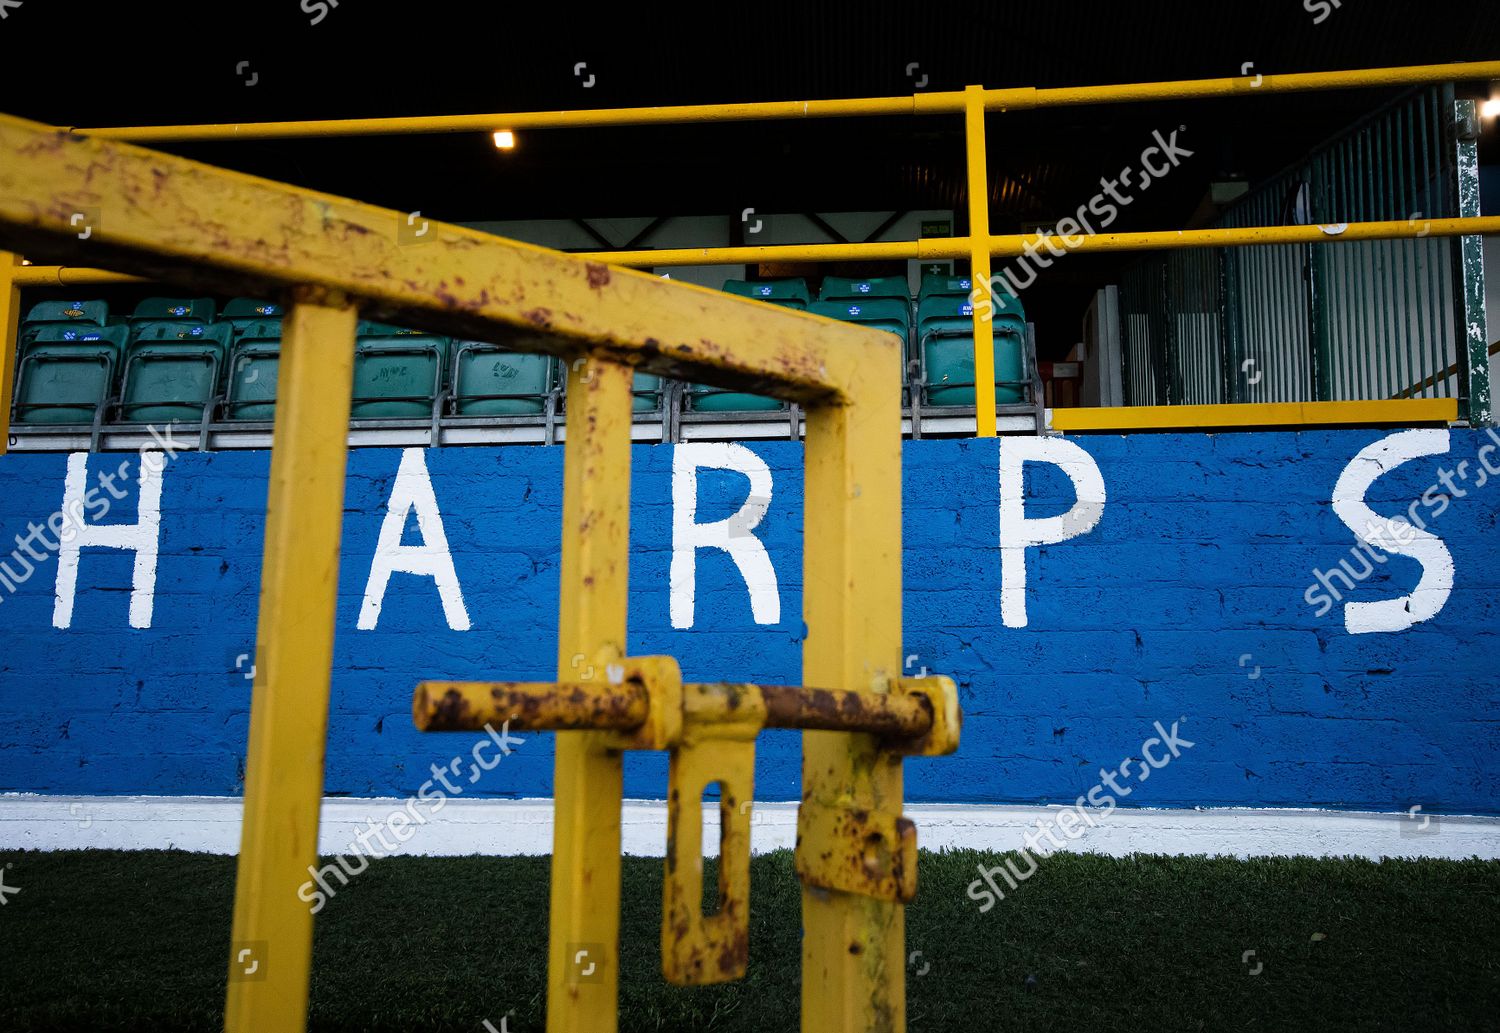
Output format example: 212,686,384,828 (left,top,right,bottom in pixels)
492,130,516,150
